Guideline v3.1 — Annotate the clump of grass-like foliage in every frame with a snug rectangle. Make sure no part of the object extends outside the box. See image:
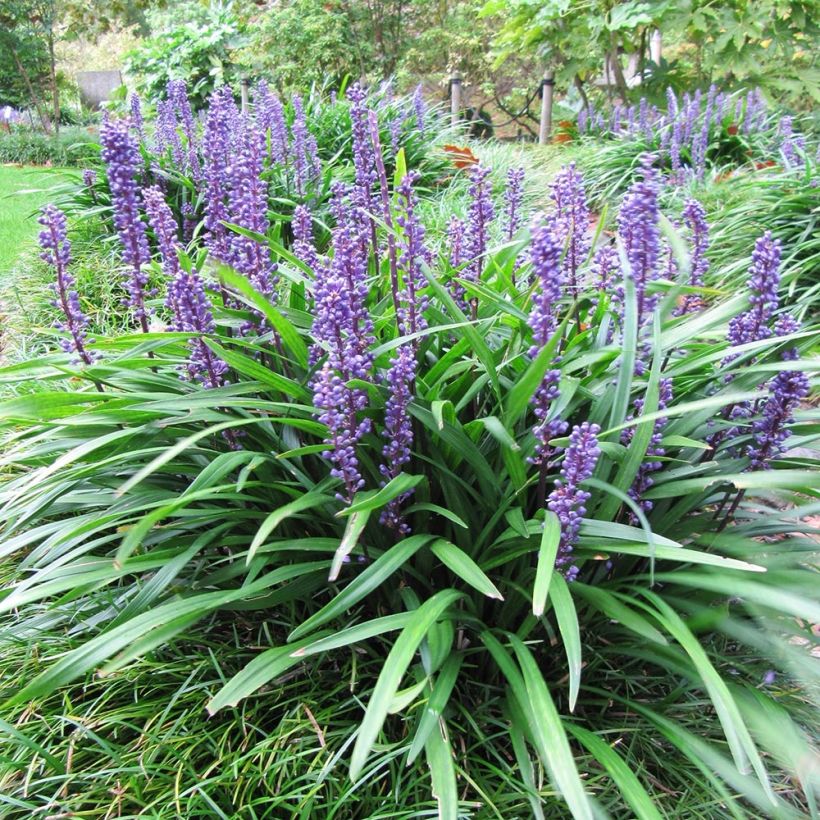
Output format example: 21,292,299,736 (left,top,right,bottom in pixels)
0,81,817,819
